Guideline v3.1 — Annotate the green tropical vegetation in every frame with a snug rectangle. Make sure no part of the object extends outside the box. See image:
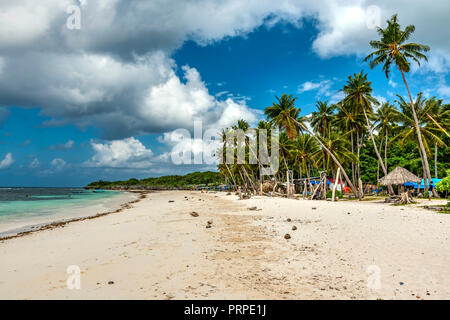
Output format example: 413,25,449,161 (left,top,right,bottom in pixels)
436,170,450,206
86,171,224,189
218,15,449,200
